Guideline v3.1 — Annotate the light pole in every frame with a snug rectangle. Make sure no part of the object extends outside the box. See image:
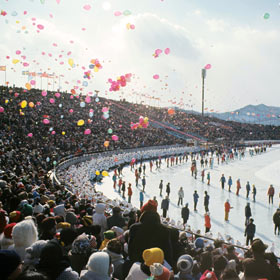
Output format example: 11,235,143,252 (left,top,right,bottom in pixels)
201,68,206,117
